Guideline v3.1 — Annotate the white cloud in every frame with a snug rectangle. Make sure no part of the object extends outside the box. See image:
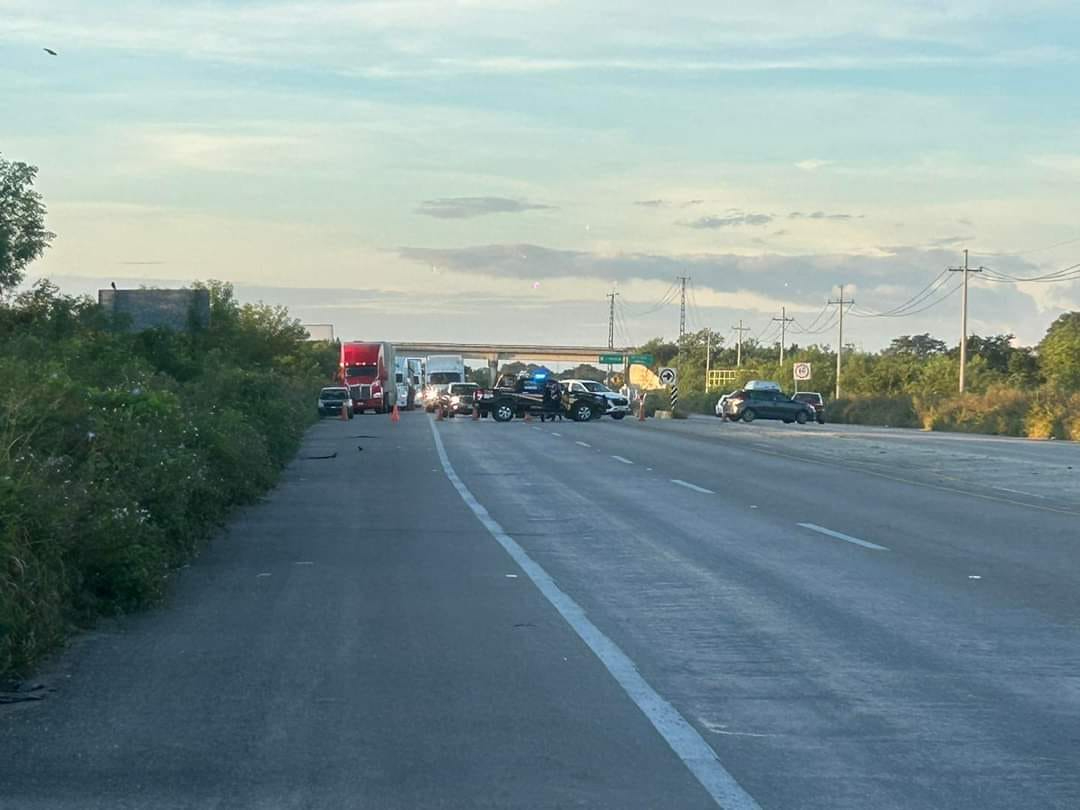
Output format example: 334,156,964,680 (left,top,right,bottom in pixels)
795,159,831,171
